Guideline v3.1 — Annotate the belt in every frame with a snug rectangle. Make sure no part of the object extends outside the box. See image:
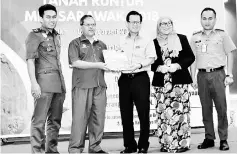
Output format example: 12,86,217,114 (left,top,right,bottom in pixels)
198,66,224,73
38,69,58,74
121,71,147,79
